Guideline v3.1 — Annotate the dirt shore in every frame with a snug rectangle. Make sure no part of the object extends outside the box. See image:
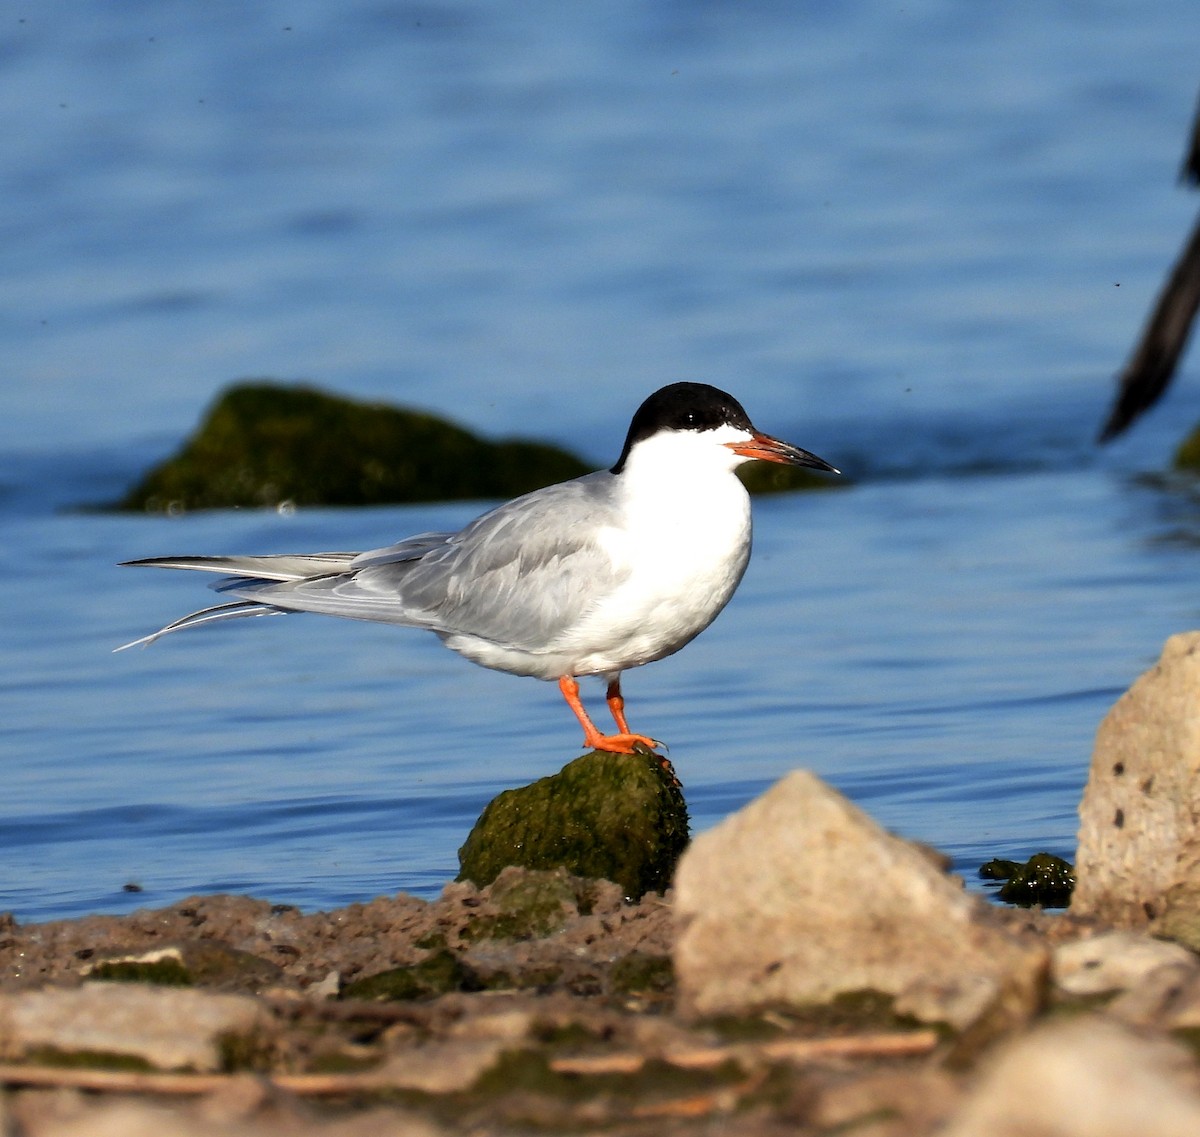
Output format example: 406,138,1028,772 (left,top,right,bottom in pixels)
0,869,1116,1137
